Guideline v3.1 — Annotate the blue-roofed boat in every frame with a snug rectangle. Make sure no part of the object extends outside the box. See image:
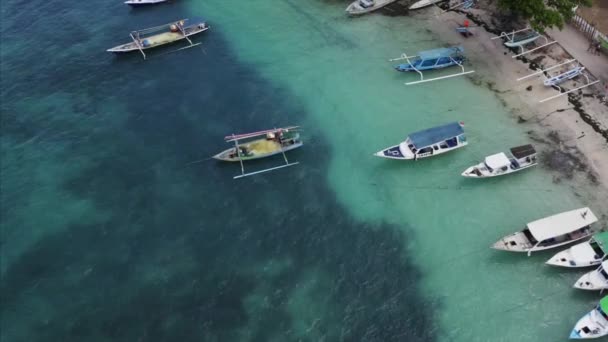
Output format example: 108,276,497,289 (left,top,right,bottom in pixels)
393,47,465,72
374,122,467,160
